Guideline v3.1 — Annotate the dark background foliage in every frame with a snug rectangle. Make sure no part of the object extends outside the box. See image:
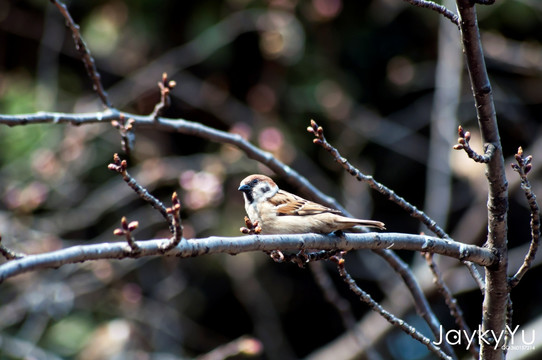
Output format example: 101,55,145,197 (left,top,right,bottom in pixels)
1,0,542,359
